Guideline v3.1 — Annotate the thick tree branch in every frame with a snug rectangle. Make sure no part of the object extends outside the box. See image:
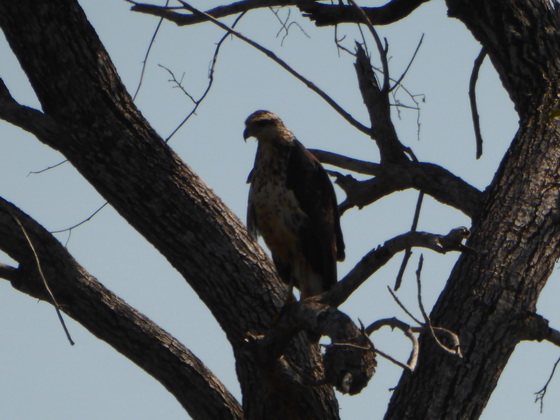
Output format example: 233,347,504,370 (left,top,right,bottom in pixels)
310,150,482,219
354,43,410,163
518,312,560,348
299,0,431,27
0,79,64,143
0,2,339,417
0,197,242,420
250,300,376,395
